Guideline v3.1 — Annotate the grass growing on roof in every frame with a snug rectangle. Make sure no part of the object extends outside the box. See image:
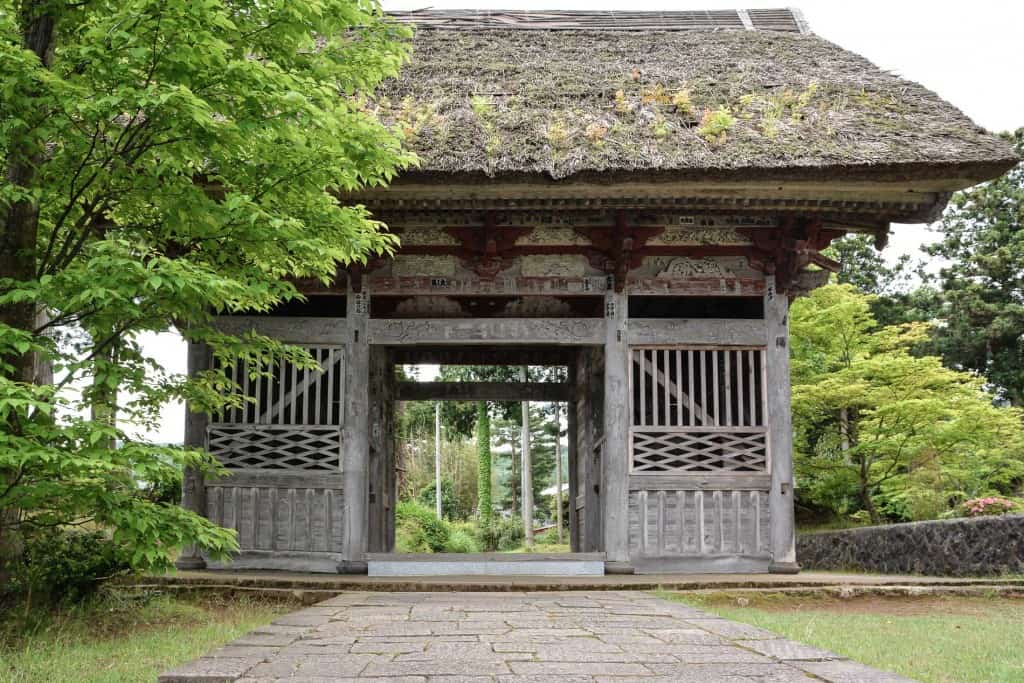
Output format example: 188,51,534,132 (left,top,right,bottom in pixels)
658,591,1024,683
0,590,298,683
